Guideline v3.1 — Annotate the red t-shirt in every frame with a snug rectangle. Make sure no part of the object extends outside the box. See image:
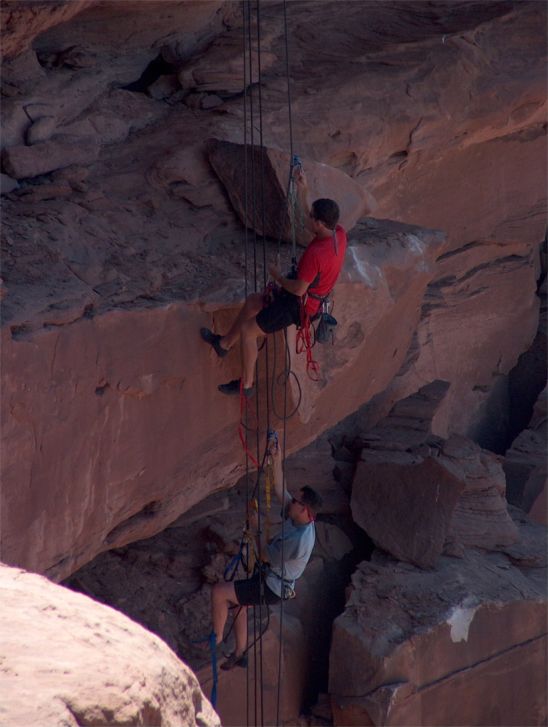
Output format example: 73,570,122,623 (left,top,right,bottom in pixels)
297,225,347,316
